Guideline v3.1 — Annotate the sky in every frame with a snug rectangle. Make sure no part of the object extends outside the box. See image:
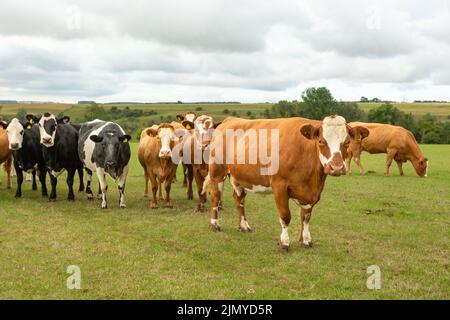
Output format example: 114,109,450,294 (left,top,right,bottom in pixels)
1,0,450,103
